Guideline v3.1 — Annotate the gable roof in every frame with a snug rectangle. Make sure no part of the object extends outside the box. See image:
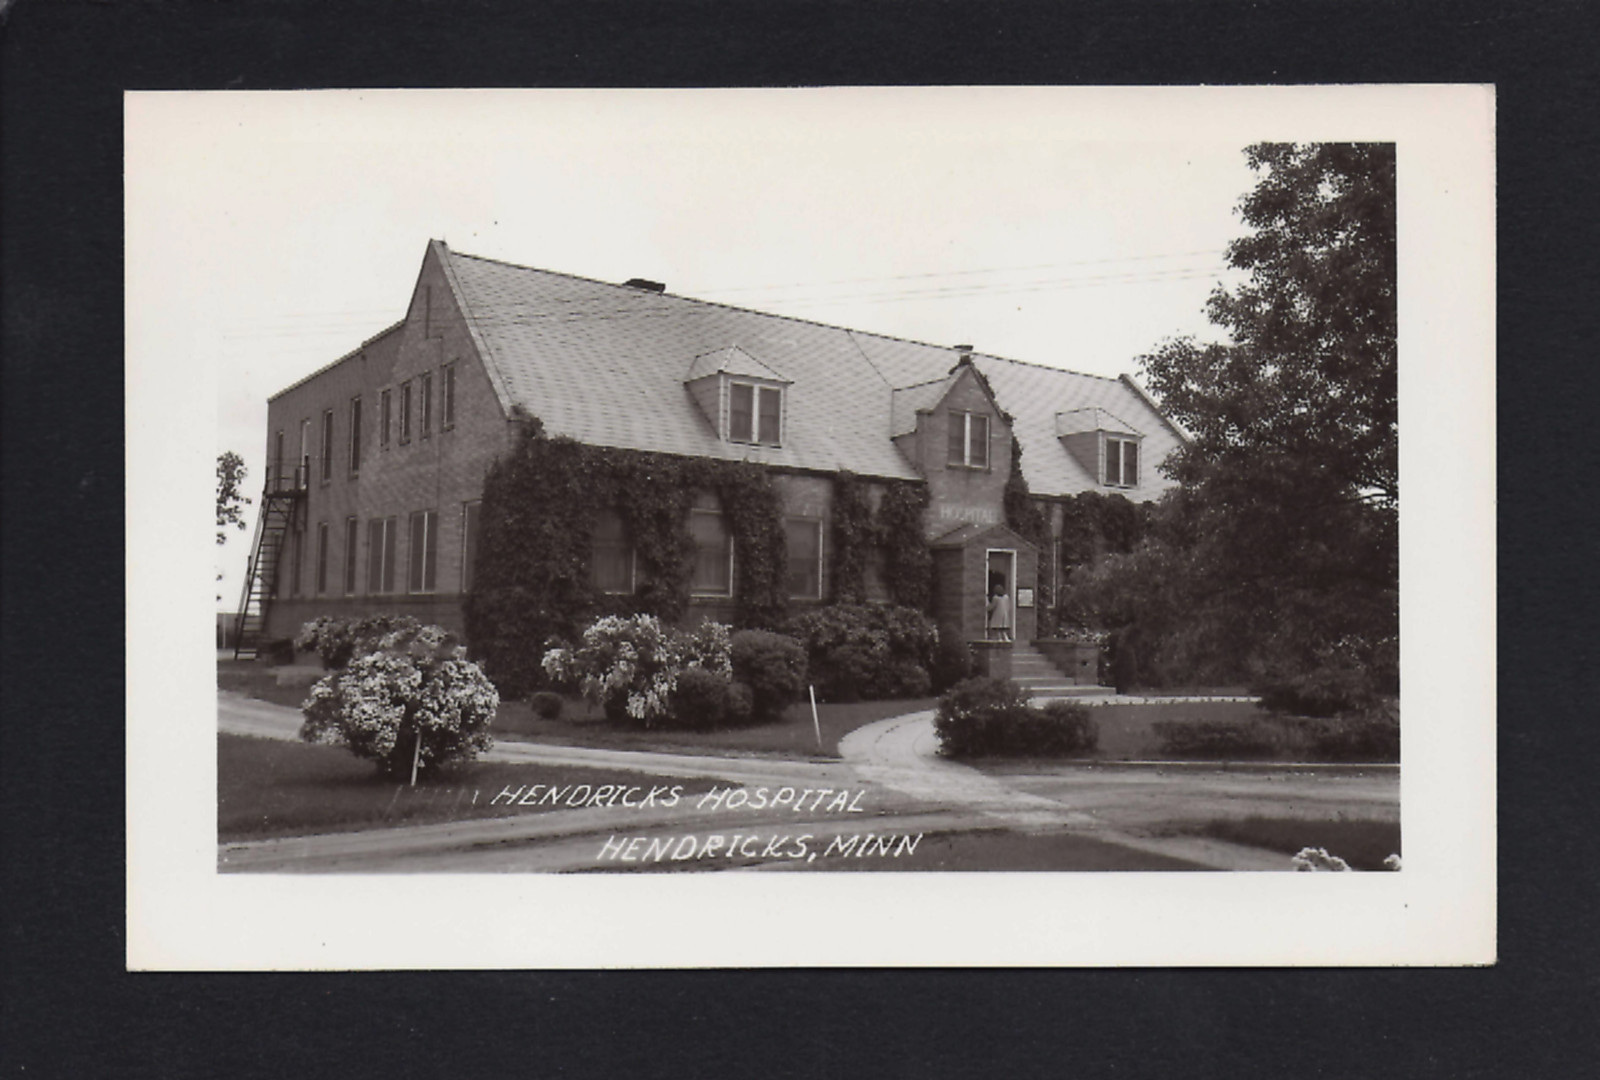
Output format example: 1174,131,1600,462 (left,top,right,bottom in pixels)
1056,406,1143,438
436,242,1183,496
